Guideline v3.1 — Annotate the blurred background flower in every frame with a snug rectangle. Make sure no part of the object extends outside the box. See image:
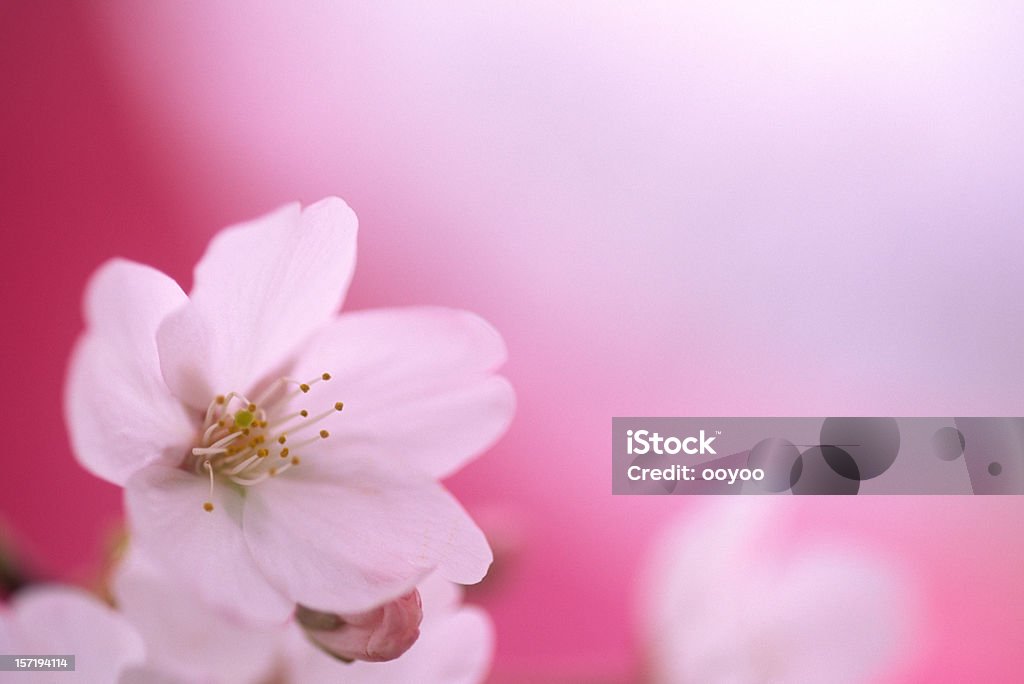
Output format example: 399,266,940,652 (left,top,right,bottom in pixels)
641,500,918,683
0,584,146,682
2,2,1023,681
